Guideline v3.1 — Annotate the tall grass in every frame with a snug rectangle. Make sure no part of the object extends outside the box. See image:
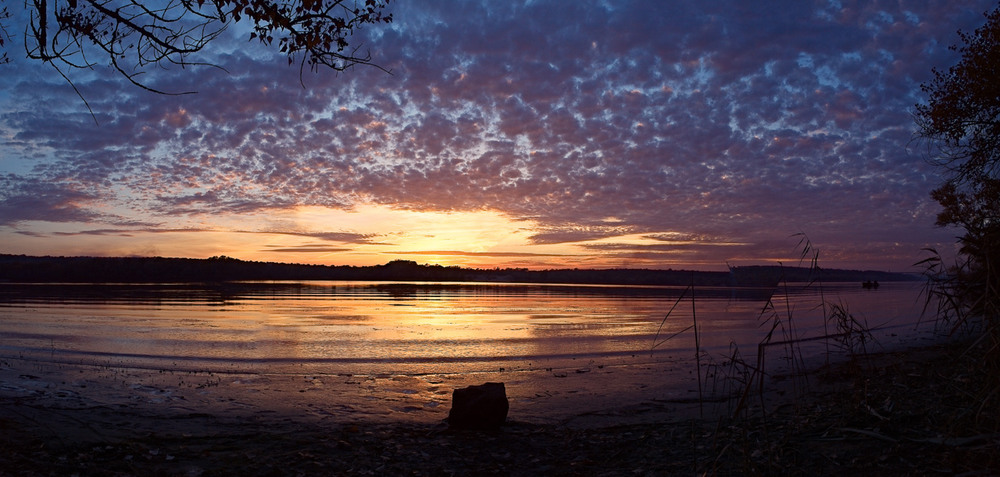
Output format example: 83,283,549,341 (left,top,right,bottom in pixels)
651,280,705,418
649,233,1000,472
653,234,879,420
650,235,903,474
918,246,1000,425
826,300,874,360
